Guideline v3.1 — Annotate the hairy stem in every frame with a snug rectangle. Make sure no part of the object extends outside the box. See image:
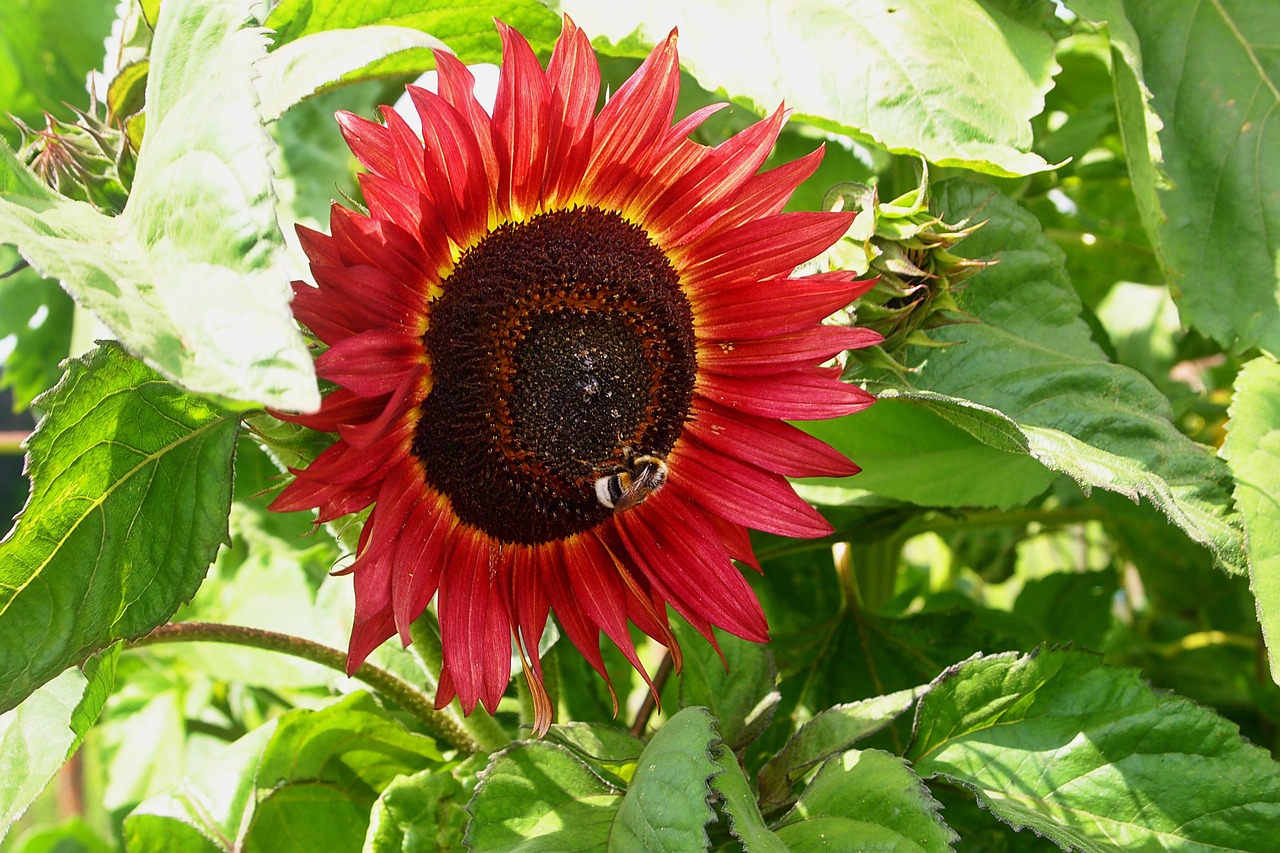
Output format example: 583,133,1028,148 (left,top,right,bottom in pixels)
129,621,480,754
